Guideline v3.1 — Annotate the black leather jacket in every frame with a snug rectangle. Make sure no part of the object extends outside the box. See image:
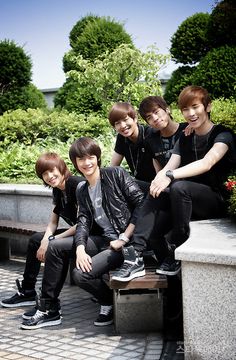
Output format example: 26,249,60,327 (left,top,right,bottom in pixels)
74,166,145,248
